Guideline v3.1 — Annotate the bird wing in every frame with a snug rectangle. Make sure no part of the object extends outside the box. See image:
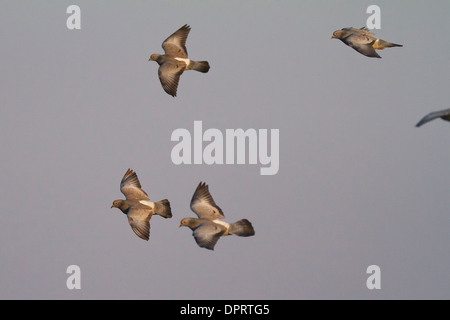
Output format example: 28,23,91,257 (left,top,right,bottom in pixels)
127,208,152,241
162,24,190,58
345,26,376,37
416,109,450,127
120,169,150,200
190,182,225,219
157,59,186,97
340,27,377,44
192,222,227,250
346,37,381,58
